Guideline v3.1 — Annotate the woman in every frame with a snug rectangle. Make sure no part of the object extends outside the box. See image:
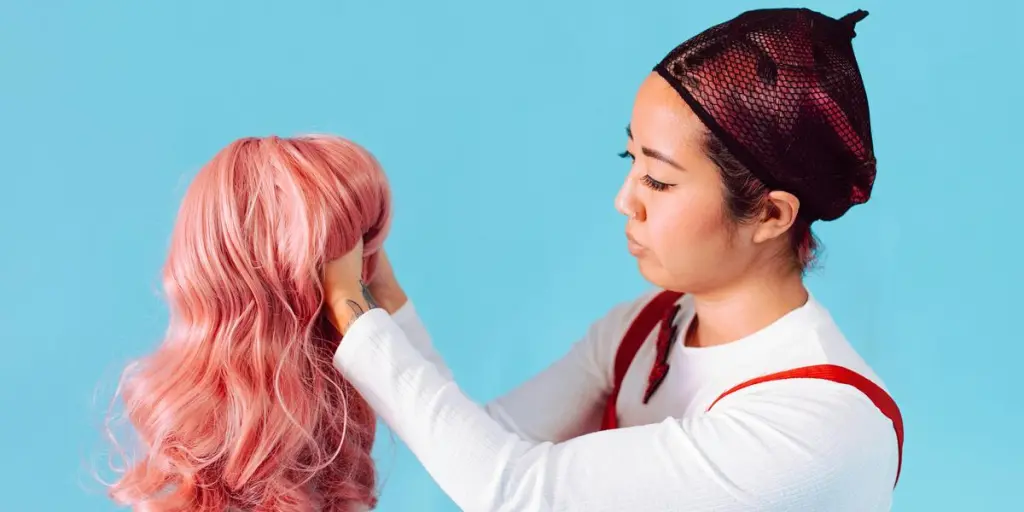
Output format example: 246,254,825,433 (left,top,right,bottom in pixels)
107,135,390,511
327,7,901,511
